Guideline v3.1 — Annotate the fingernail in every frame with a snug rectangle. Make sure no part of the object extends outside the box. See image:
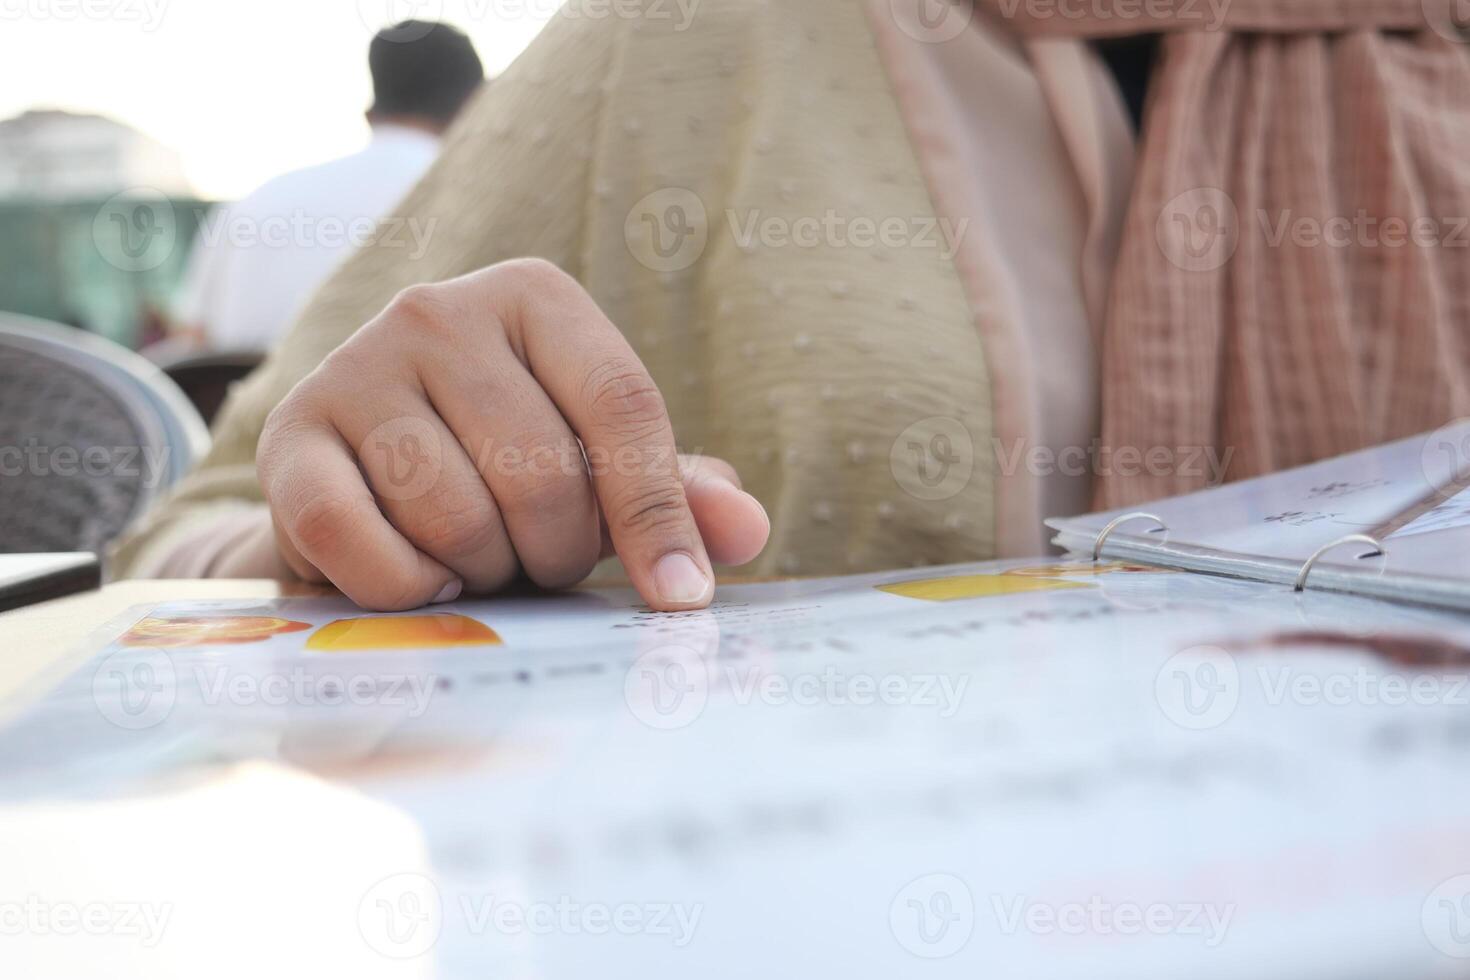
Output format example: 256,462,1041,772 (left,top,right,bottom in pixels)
654,553,711,605
432,580,463,605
